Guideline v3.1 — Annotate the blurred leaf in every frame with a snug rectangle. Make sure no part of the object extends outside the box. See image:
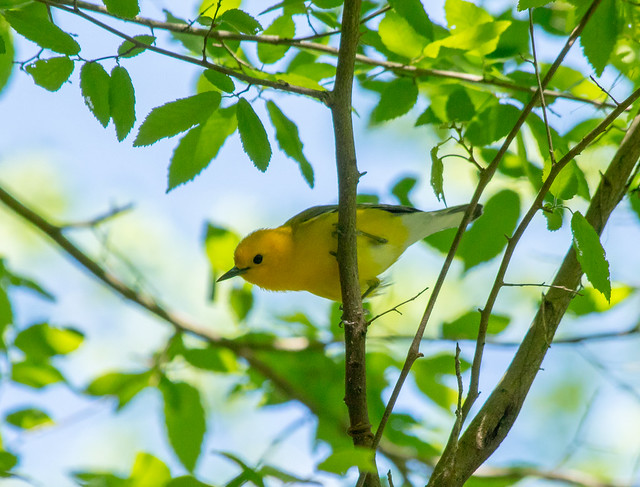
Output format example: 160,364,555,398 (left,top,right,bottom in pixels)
318,447,376,475
14,323,83,360
391,176,418,207
446,88,475,122
80,62,111,127
457,190,520,270
430,146,445,202
0,259,52,300
466,104,520,146
517,0,552,10
445,0,493,30
12,361,65,389
568,285,633,316
167,477,214,487
183,347,238,373
371,78,418,124
378,10,428,59
204,222,240,281
109,66,136,141
218,452,265,487
0,287,12,350
217,9,262,35
580,0,619,76
103,0,139,18
266,100,314,187
413,353,470,410
236,98,271,171
117,35,155,58
73,472,128,487
389,0,433,40
630,189,640,221
168,105,237,191
0,450,17,476
230,286,254,322
203,69,235,93
544,160,589,201
257,15,295,64
164,11,202,52
442,311,510,340
424,21,510,58
160,379,206,472
312,0,342,7
199,0,240,17
4,3,80,55
571,212,611,301
25,56,73,92
6,407,53,430
465,475,521,487
134,91,221,146
129,452,170,487
415,106,442,126
0,18,14,95
85,370,152,409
